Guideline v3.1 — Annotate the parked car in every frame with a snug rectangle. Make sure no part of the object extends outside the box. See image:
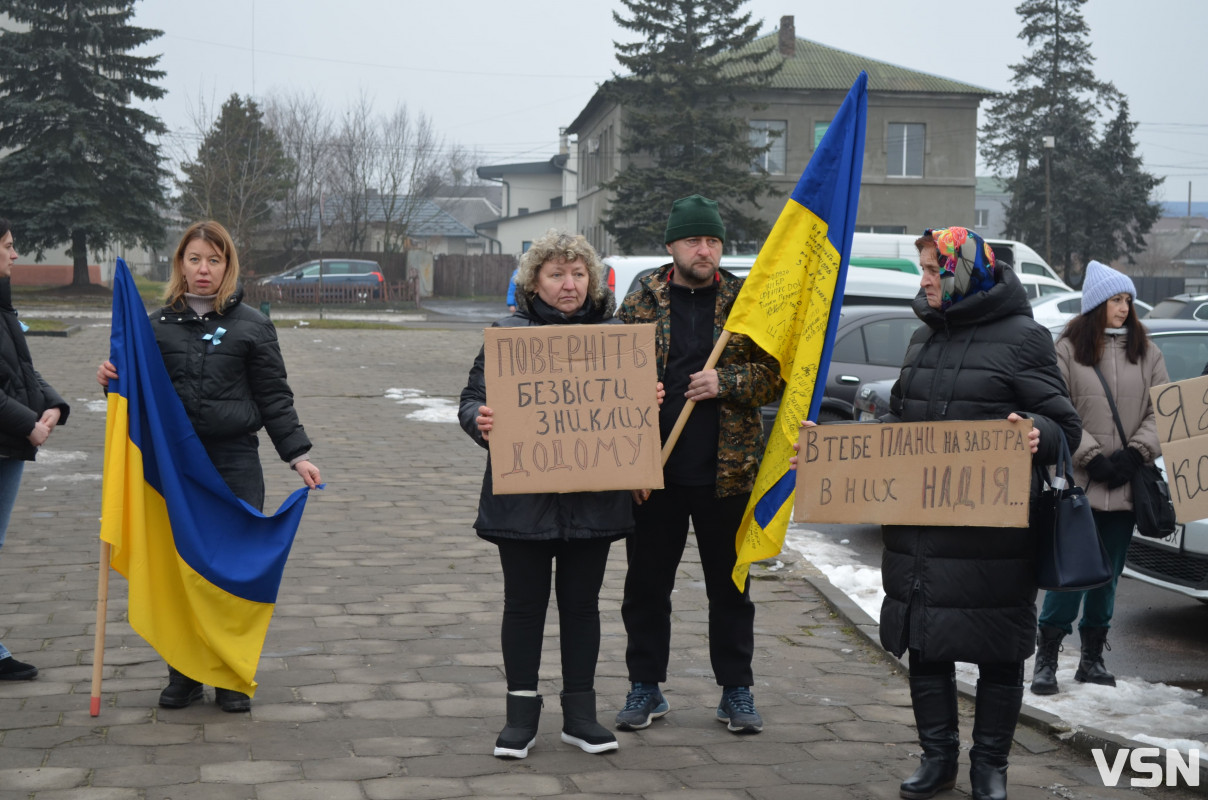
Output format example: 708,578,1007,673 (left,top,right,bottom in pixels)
1031,291,1152,332
1016,272,1074,301
260,258,385,299
1145,293,1208,321
760,305,925,434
